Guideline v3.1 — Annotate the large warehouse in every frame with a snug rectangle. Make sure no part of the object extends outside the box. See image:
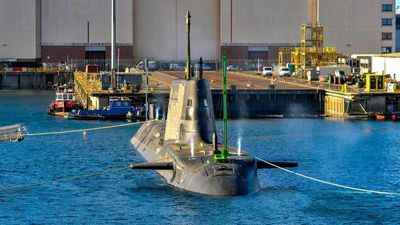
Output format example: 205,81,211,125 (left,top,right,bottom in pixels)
0,0,396,63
